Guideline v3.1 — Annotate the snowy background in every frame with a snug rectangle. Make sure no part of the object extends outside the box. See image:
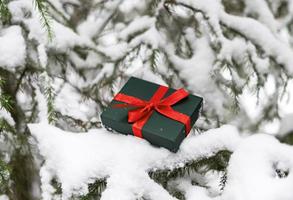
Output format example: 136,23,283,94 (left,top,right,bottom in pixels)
1,0,293,200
